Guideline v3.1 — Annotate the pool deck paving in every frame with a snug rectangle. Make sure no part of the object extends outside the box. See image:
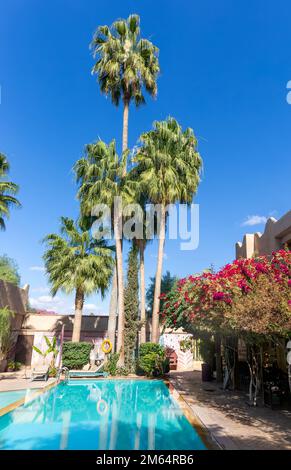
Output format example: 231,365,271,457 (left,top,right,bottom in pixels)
169,370,291,450
0,370,56,391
